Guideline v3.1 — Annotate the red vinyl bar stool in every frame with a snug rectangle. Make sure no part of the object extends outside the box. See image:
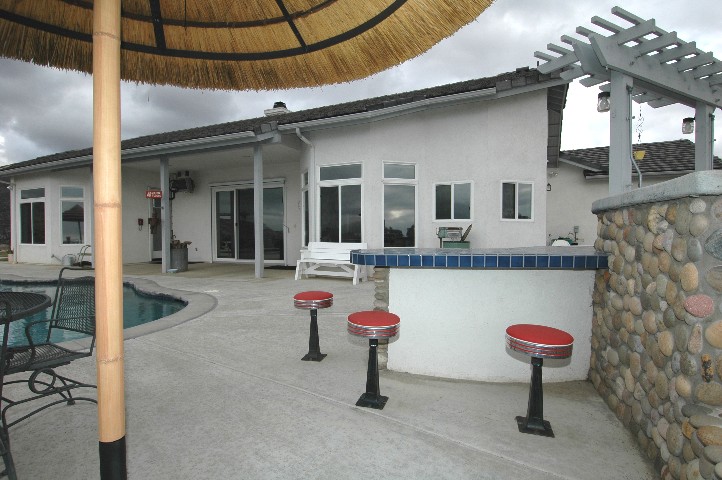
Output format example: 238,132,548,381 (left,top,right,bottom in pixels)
347,310,400,410
505,324,573,438
294,291,333,362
